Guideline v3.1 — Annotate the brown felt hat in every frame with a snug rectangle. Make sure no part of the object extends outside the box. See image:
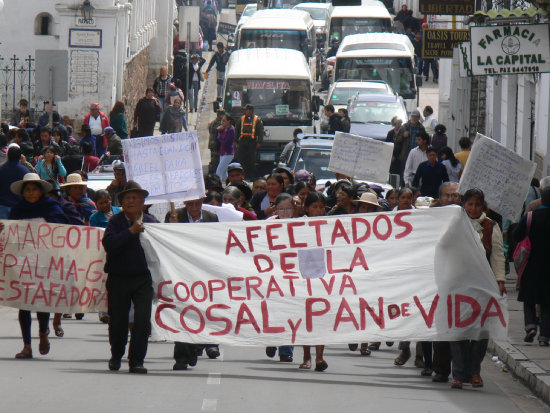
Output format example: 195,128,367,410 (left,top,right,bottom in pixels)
117,180,149,203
